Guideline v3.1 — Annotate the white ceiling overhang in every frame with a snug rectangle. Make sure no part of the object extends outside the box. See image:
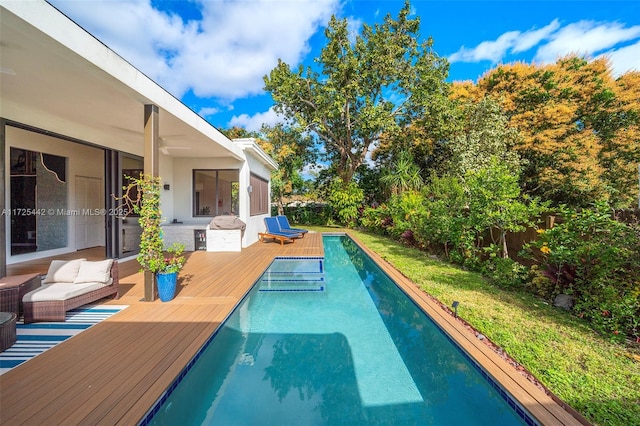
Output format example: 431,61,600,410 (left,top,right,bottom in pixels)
0,0,245,161
233,138,279,171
